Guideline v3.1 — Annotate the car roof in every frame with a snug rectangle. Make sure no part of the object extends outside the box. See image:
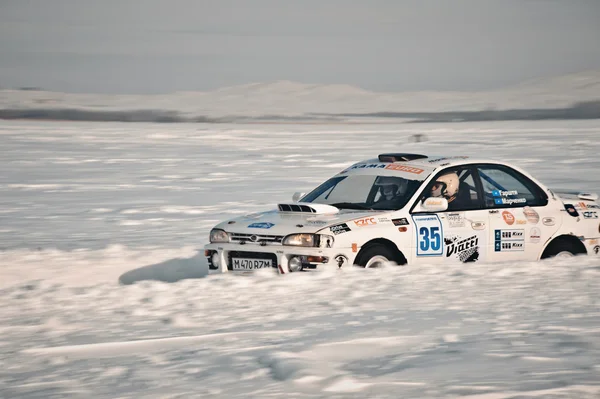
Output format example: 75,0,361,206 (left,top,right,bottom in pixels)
357,153,510,167
339,153,544,189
